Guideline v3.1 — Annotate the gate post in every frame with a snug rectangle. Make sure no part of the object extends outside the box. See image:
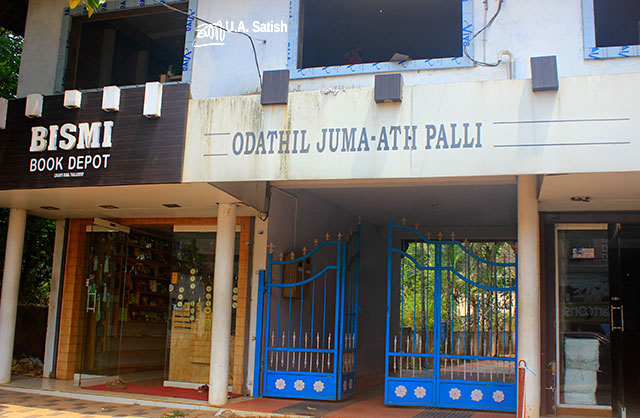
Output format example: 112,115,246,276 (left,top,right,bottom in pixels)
517,175,541,418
